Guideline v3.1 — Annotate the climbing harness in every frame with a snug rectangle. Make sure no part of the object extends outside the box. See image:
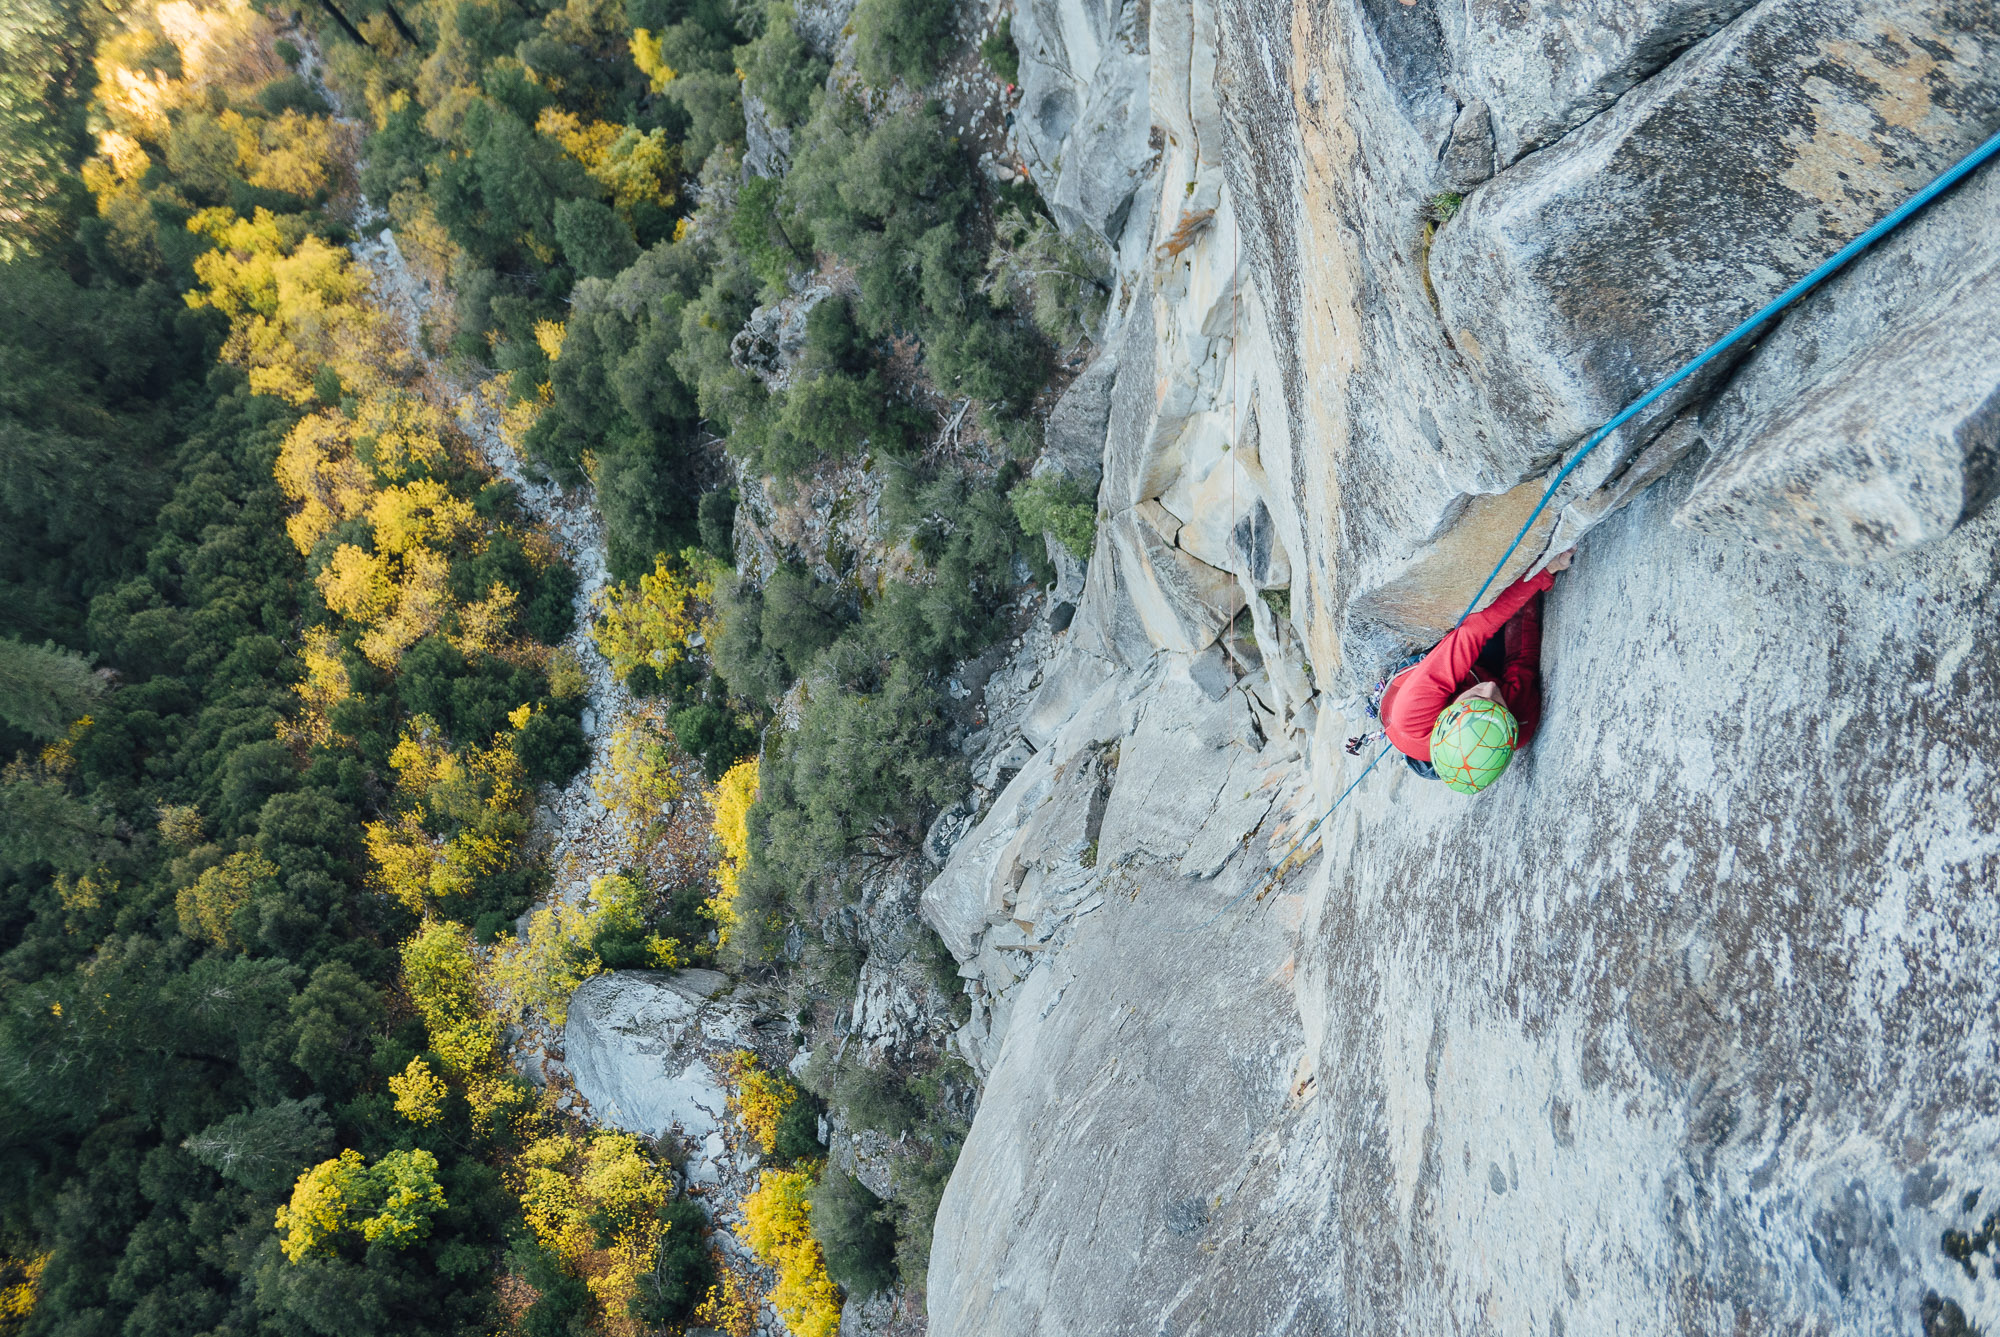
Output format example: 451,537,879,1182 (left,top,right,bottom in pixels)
1233,123,2000,905
1343,650,1427,755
